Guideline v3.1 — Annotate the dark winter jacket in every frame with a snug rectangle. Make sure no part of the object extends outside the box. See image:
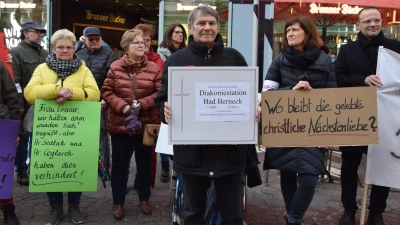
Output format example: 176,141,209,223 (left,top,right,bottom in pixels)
75,46,116,90
155,34,249,177
9,41,48,111
263,50,336,175
0,61,20,120
335,31,400,153
266,52,337,90
101,54,161,135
